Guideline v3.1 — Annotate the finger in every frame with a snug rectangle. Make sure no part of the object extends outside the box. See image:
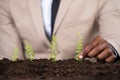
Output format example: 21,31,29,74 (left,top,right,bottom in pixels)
91,36,102,47
79,43,94,59
84,36,102,57
105,55,116,63
88,42,107,57
97,48,113,60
